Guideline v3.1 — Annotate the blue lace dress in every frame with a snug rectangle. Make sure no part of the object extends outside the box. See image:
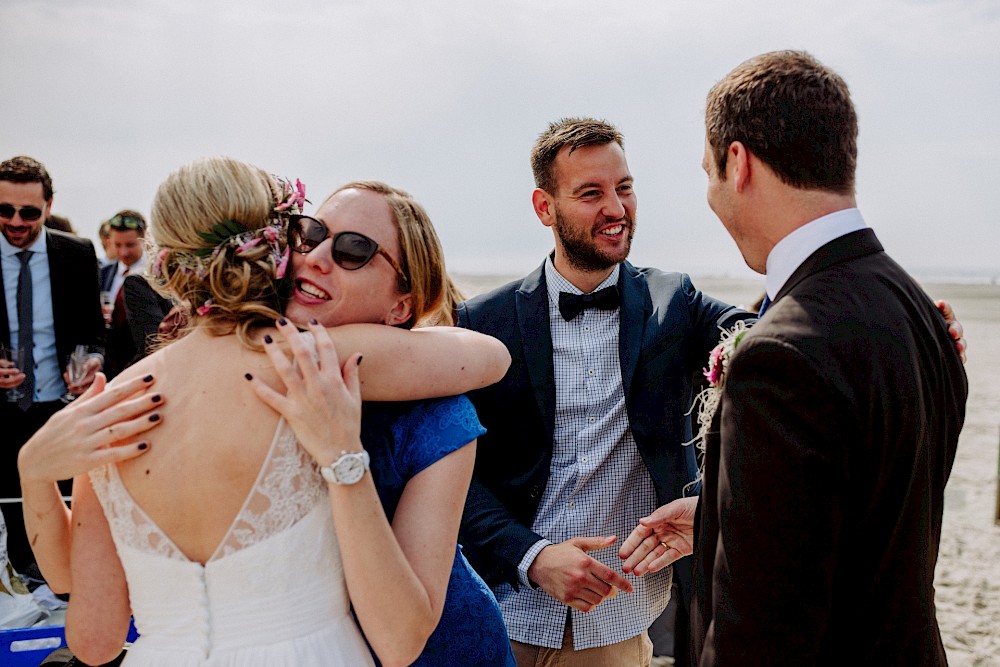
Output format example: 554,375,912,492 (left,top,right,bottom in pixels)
361,396,516,667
